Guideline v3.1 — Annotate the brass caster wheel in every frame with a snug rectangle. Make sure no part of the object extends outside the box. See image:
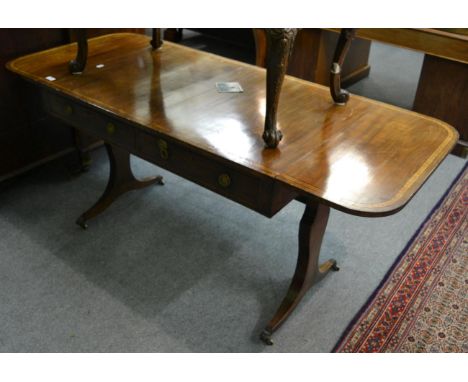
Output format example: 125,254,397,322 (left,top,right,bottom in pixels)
76,217,88,230
156,176,165,185
260,330,274,345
